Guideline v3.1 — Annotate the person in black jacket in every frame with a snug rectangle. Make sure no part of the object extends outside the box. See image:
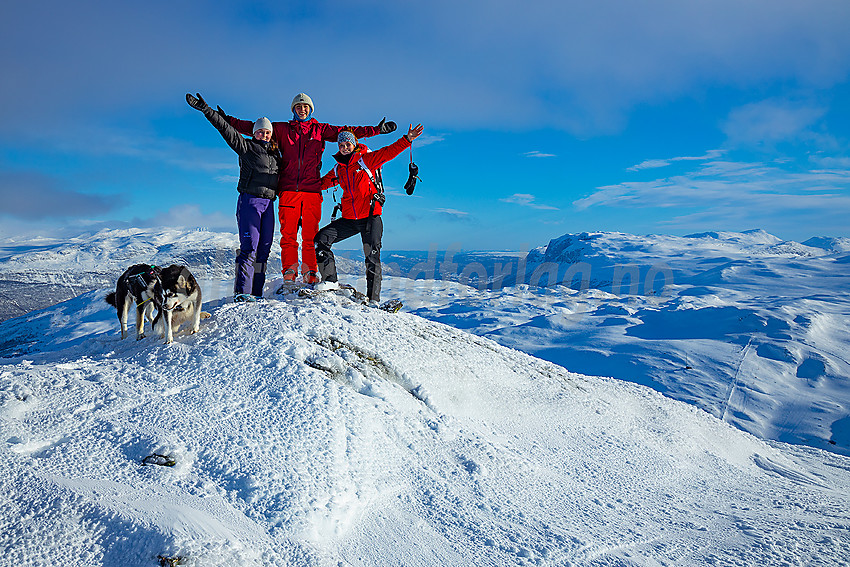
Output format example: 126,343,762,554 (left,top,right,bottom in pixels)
187,93,280,301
